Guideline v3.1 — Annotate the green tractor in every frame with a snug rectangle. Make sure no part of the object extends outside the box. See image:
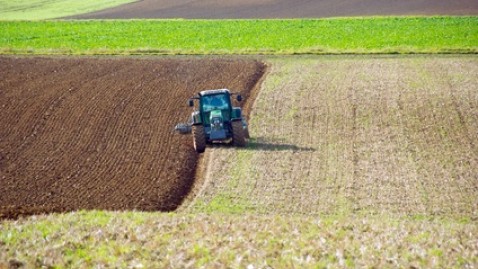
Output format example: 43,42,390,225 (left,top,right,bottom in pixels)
175,89,249,153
